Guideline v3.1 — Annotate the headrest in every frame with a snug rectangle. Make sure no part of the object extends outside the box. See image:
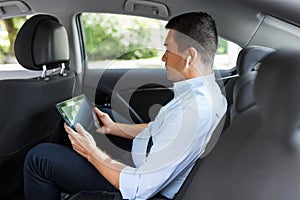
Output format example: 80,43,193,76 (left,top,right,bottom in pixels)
14,14,69,70
232,72,257,114
236,46,274,75
255,49,300,143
